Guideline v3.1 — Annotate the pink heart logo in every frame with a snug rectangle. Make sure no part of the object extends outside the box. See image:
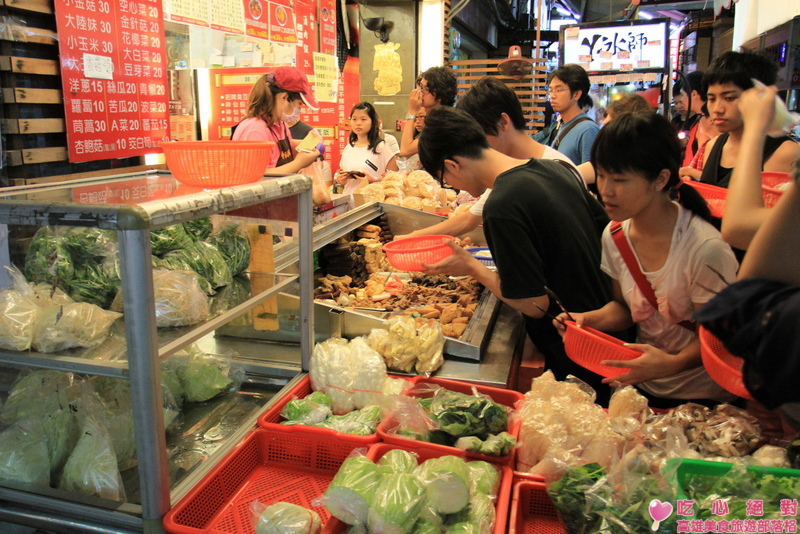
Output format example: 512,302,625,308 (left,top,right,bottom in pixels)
649,499,673,522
